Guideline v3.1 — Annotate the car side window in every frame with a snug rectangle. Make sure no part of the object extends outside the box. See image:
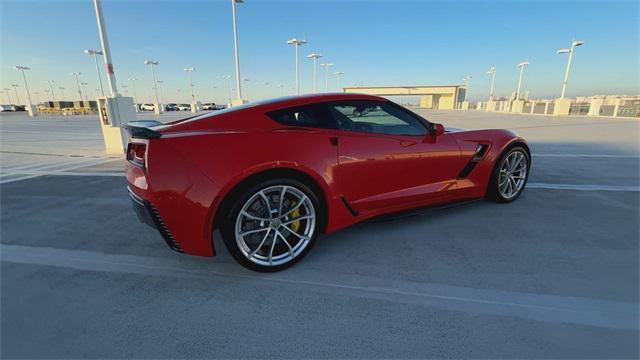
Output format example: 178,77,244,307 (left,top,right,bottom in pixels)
266,104,334,129
328,100,426,136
